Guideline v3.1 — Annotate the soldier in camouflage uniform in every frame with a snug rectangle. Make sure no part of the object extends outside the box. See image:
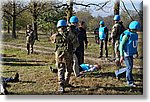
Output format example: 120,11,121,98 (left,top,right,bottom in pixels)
68,16,81,77
52,20,73,93
110,15,122,62
26,25,35,55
